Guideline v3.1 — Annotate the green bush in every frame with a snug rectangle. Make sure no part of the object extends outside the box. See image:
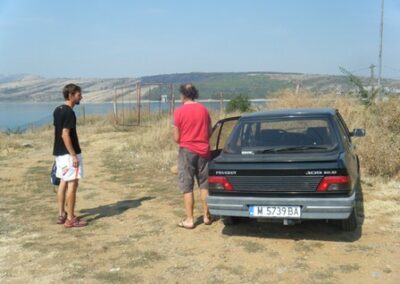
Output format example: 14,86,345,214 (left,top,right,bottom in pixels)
226,95,252,112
